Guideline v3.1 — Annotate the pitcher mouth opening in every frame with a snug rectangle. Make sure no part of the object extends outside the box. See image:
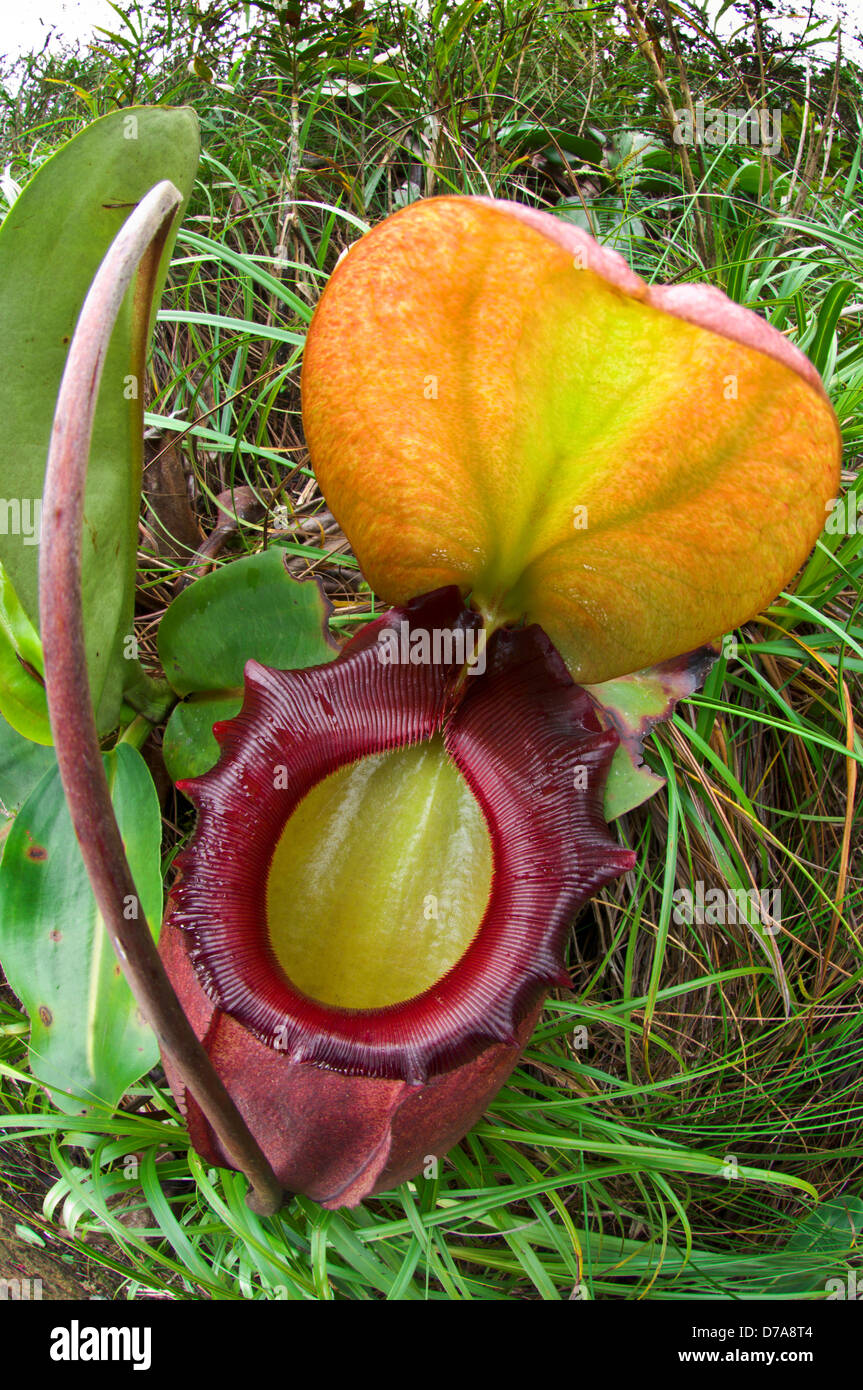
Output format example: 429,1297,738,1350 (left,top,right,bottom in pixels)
166,588,632,1085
